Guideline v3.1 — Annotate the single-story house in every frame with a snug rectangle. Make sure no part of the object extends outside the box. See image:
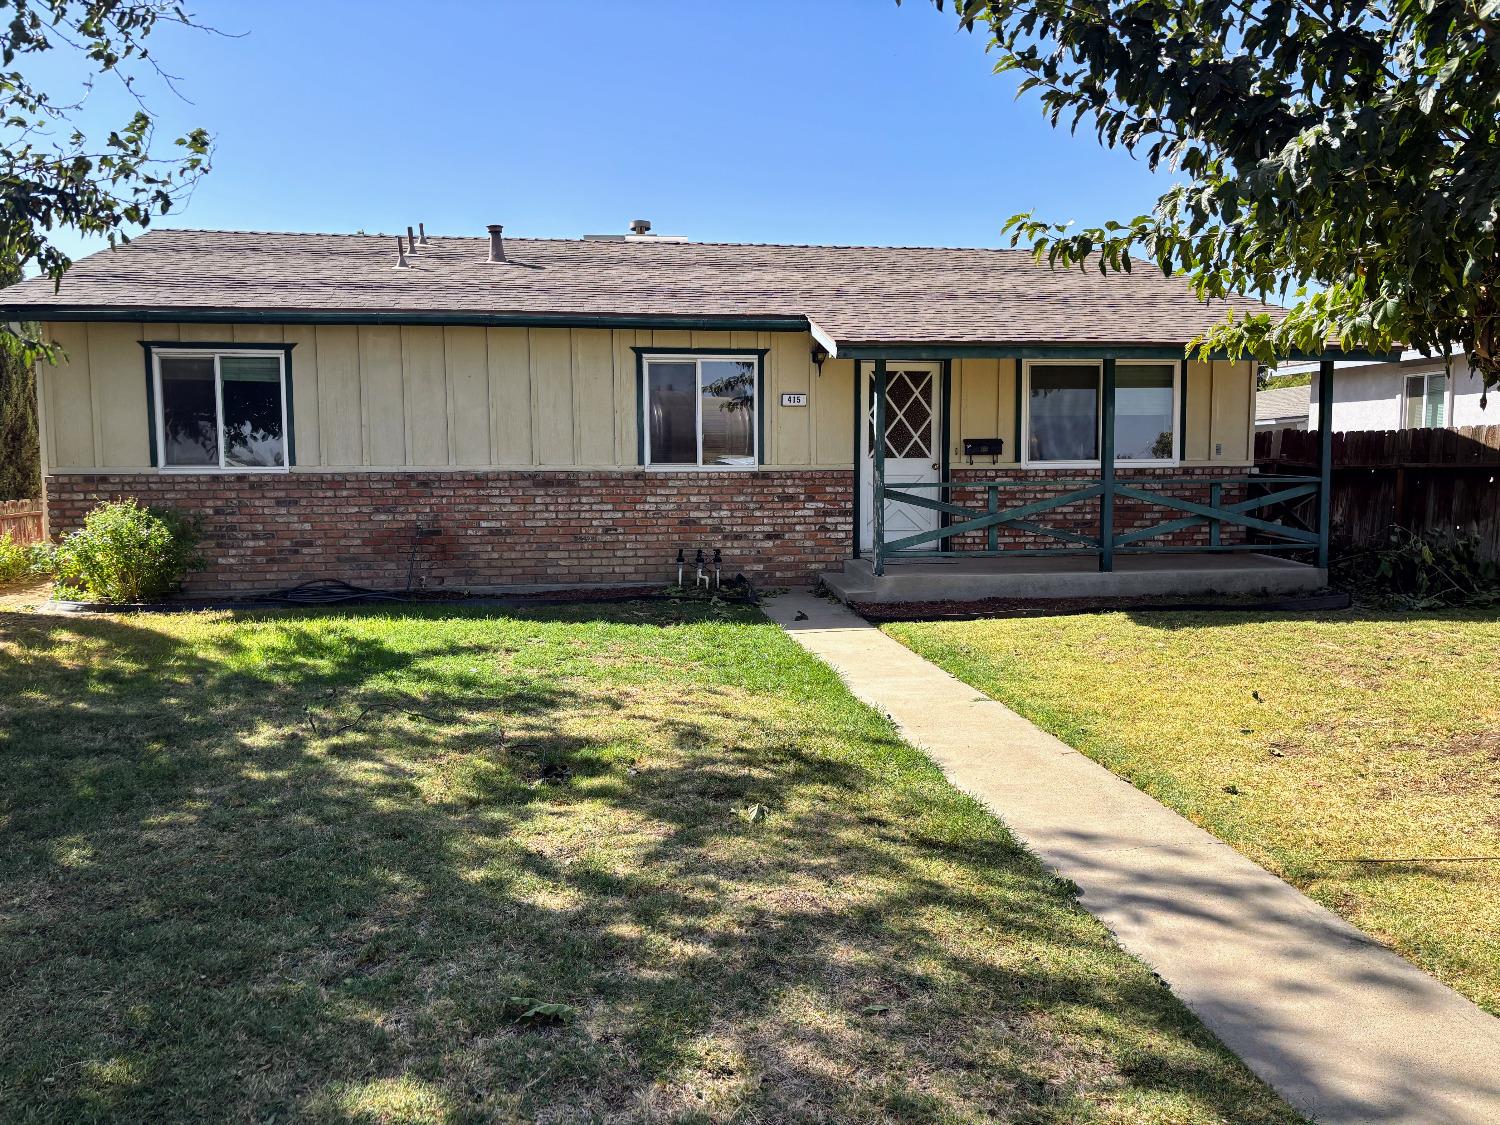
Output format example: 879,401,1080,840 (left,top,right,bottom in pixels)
1274,351,1490,431
0,224,1347,601
1255,383,1310,432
